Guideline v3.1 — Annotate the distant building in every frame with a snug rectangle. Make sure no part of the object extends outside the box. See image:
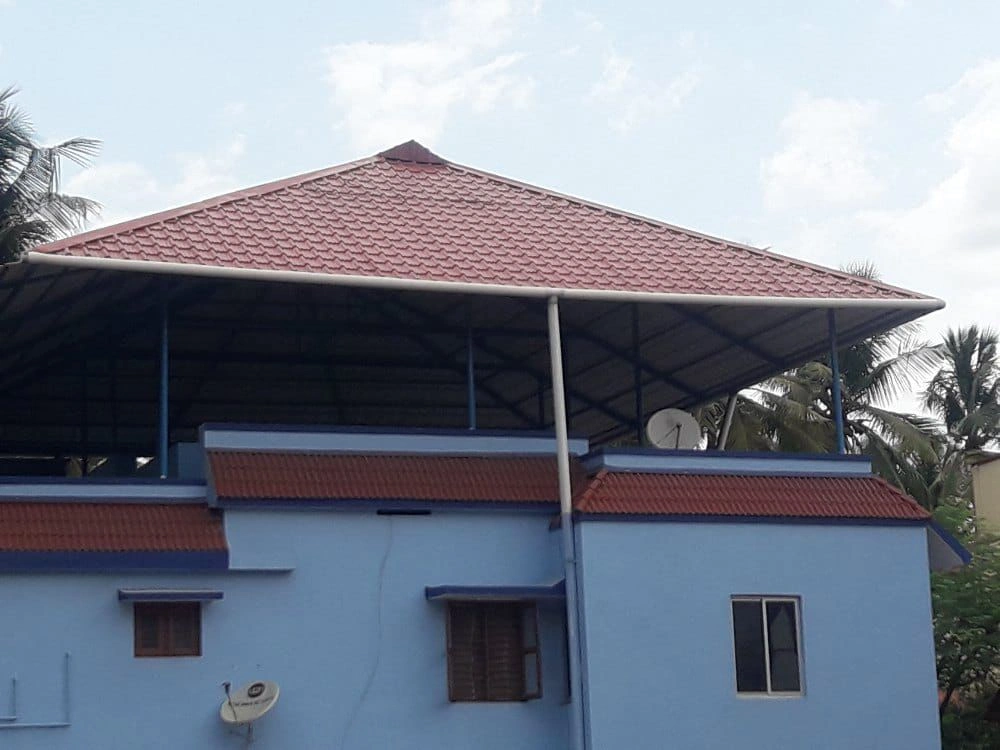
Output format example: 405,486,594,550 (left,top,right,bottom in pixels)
971,452,1000,527
0,141,963,749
